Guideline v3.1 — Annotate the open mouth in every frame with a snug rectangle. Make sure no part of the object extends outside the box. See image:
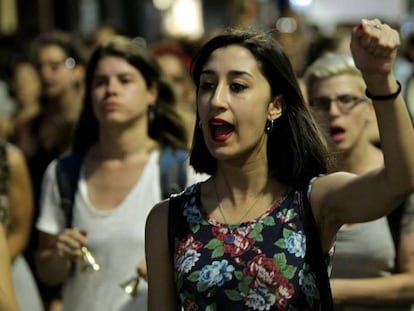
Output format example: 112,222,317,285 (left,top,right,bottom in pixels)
209,119,234,142
329,126,346,142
